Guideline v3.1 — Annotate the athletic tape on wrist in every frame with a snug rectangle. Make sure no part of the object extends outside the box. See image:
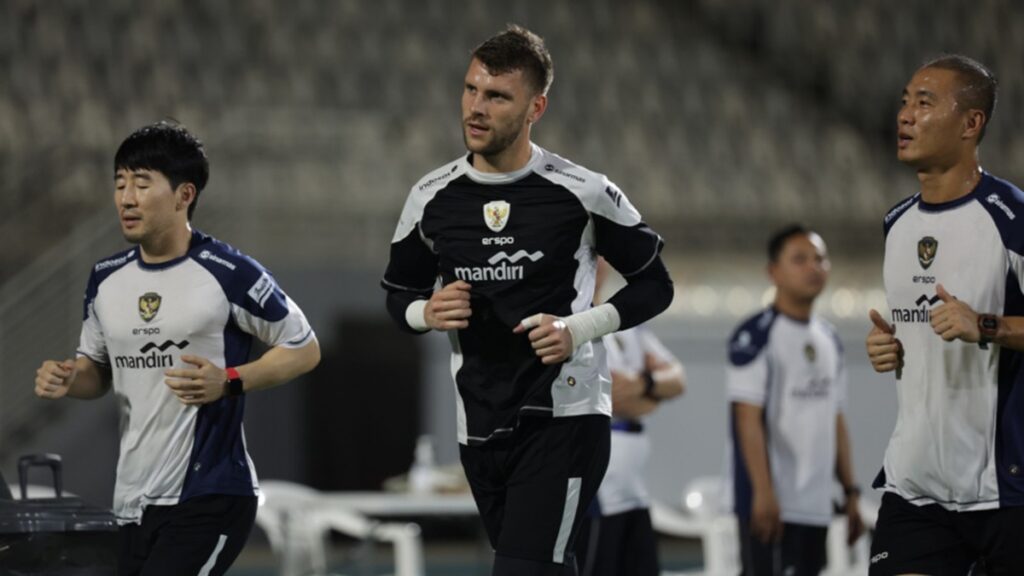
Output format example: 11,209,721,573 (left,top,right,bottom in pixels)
406,299,430,332
562,303,621,350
